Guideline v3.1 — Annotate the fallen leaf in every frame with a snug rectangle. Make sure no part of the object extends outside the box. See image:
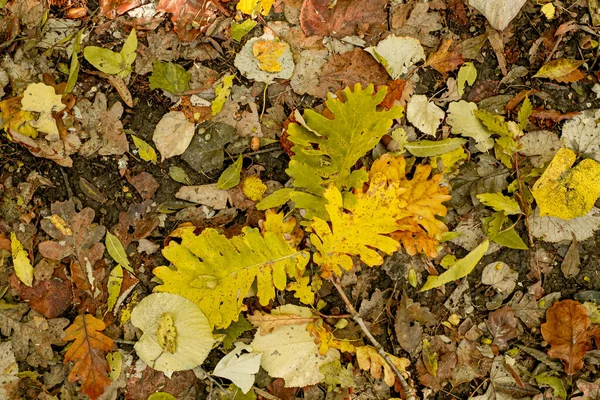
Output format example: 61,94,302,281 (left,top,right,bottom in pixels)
457,62,477,96
529,206,600,243
366,35,425,79
20,82,66,138
481,262,518,295
149,61,191,94
131,135,158,164
217,155,243,190
8,267,72,318
380,79,413,109
77,92,128,157
130,293,215,372
541,300,592,374
250,305,340,388
248,310,317,334
407,94,445,137
532,148,600,220
235,33,294,83
83,29,137,78
63,314,115,399
572,378,600,400
126,171,160,201
425,38,464,74
157,0,220,42
253,40,287,72
421,240,489,291
561,233,580,278
237,0,274,16
404,138,466,157
392,2,443,48
213,343,261,394
356,345,410,387
11,232,33,287
476,193,521,215
299,0,388,39
105,231,132,273
447,101,495,152
487,307,518,353
175,184,231,209
469,0,527,31
561,109,600,162
152,111,196,161
533,59,585,81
